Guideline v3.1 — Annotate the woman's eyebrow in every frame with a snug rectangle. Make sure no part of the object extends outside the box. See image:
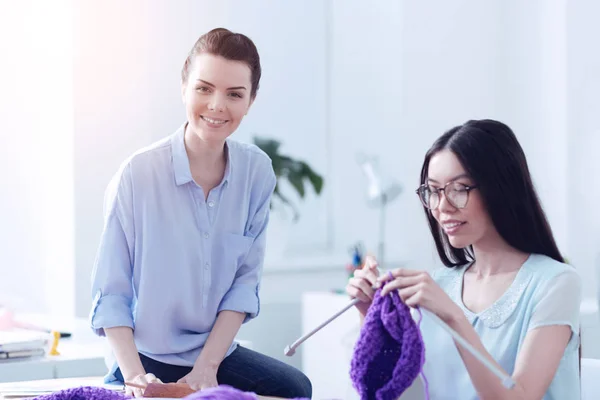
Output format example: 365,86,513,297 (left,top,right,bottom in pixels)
427,173,470,184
